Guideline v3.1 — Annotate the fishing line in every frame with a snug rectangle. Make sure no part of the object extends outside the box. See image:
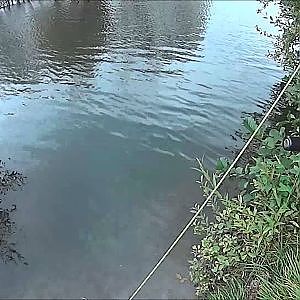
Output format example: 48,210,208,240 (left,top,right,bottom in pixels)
129,63,300,300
